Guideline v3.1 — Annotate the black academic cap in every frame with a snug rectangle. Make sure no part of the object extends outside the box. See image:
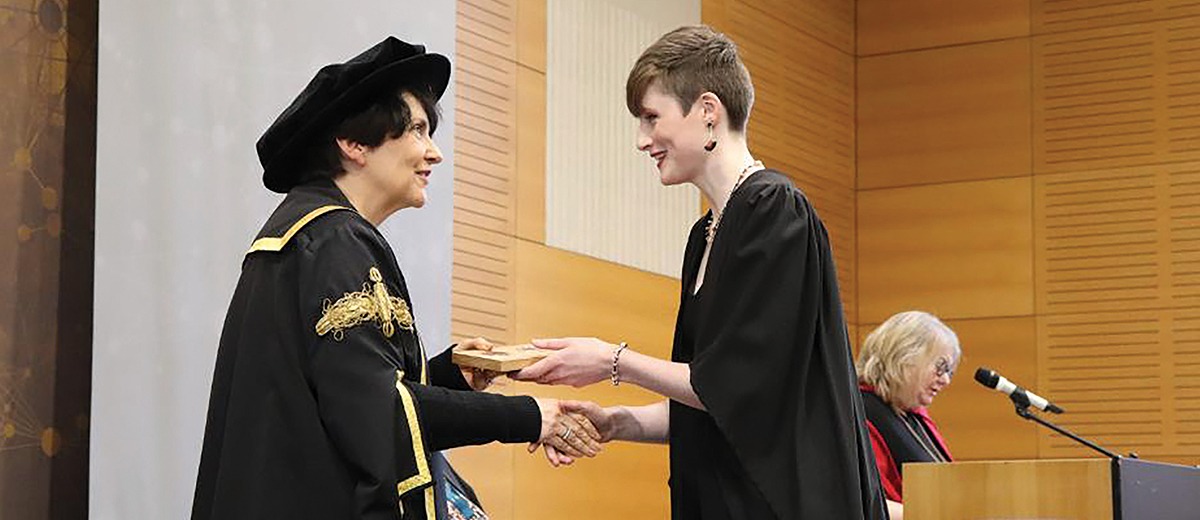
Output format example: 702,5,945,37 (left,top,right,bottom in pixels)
256,36,450,193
